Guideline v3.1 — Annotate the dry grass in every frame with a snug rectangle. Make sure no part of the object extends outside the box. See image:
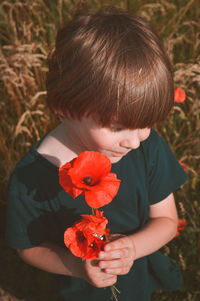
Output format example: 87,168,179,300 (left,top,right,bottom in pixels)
0,0,199,300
